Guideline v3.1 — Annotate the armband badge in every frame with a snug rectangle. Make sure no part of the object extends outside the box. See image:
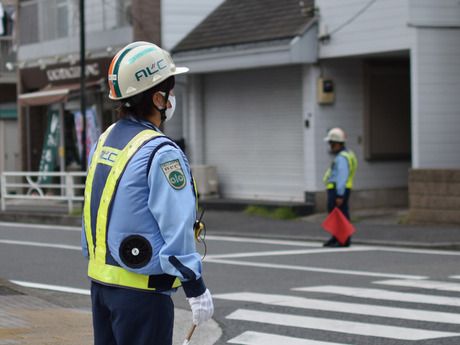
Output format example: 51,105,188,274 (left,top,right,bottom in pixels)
160,159,186,190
